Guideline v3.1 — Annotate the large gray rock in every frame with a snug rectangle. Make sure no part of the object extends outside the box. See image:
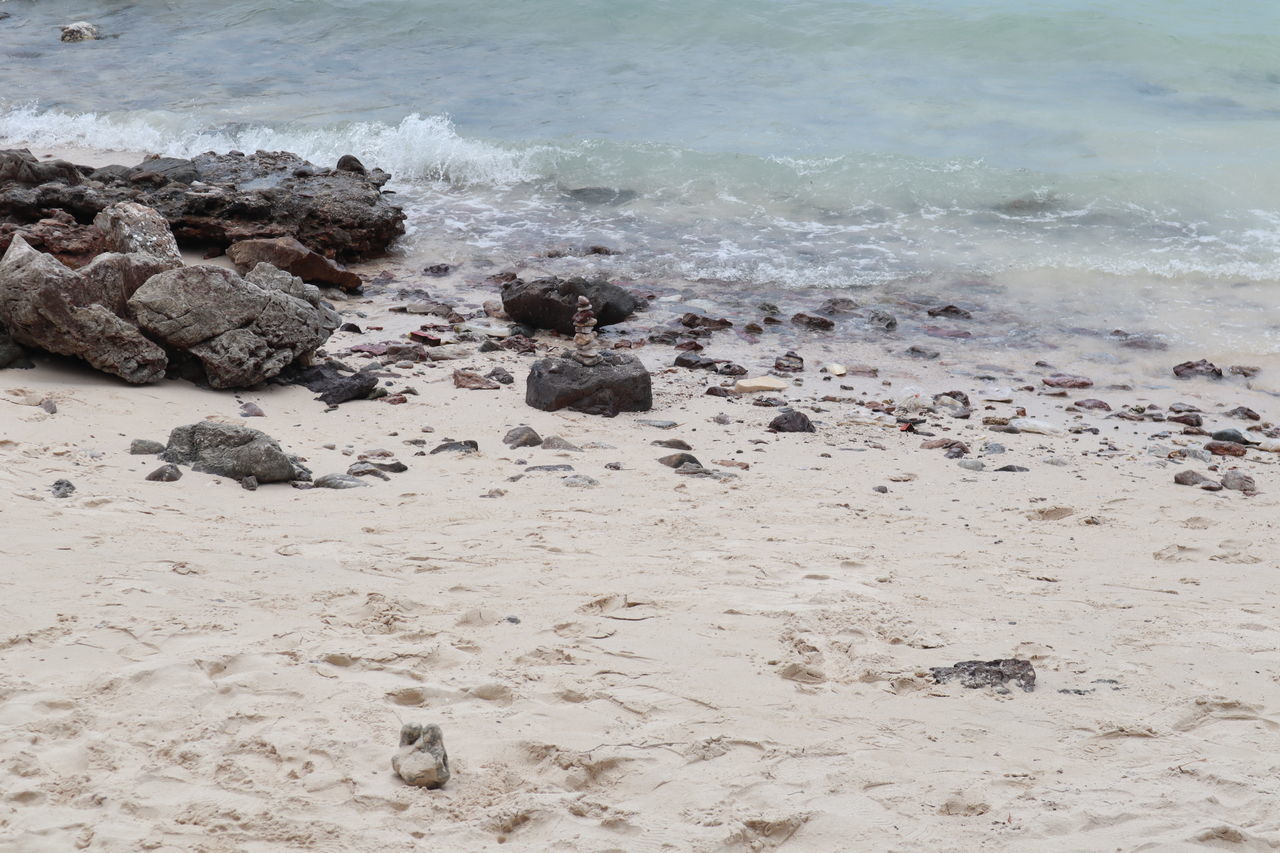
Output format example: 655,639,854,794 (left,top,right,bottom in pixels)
93,201,182,266
161,421,308,482
525,352,652,417
501,276,641,335
129,263,338,388
0,235,173,383
227,236,361,291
